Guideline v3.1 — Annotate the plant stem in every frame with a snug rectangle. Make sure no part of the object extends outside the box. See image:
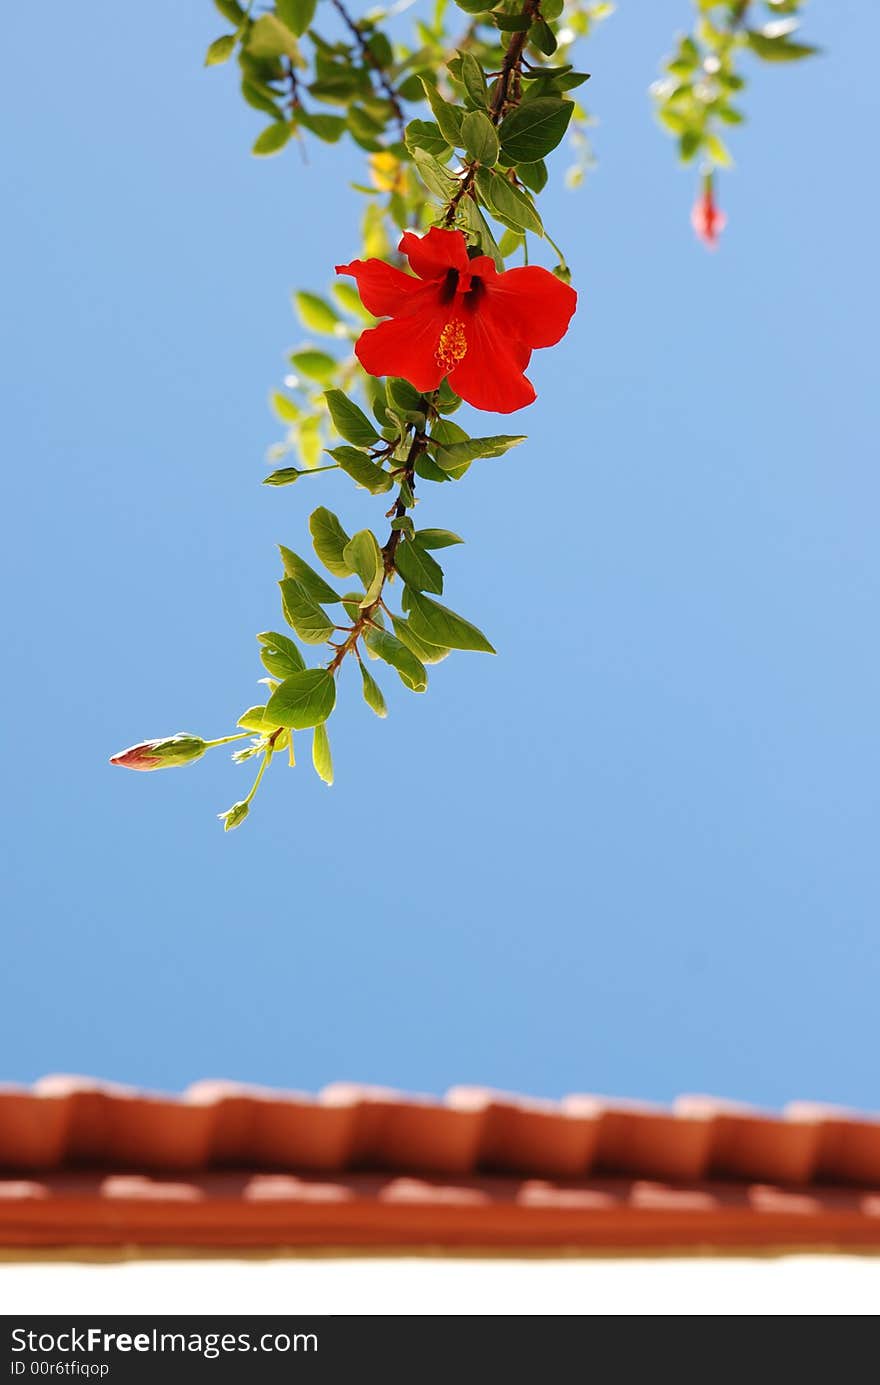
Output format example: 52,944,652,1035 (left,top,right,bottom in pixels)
329,0,406,141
